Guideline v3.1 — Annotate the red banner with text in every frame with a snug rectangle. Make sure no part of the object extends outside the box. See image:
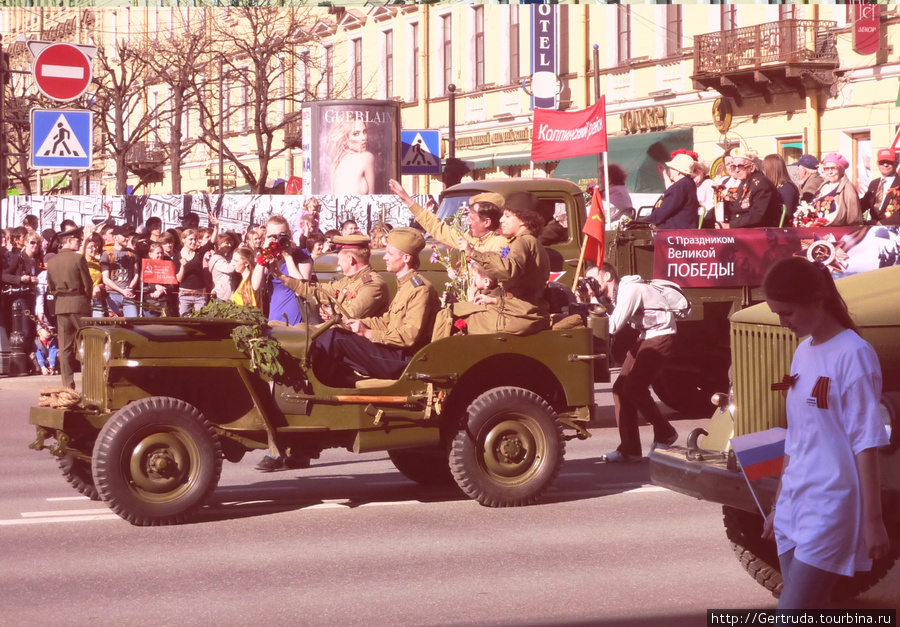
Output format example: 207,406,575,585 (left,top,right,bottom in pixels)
653,226,900,288
142,258,178,285
531,97,607,162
